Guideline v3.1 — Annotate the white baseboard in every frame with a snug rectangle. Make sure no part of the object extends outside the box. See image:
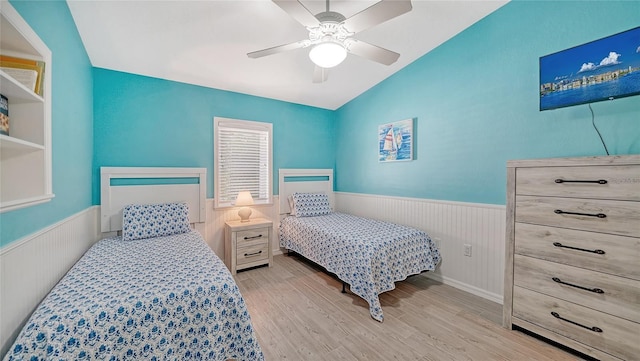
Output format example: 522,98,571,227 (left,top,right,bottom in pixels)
425,272,503,305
